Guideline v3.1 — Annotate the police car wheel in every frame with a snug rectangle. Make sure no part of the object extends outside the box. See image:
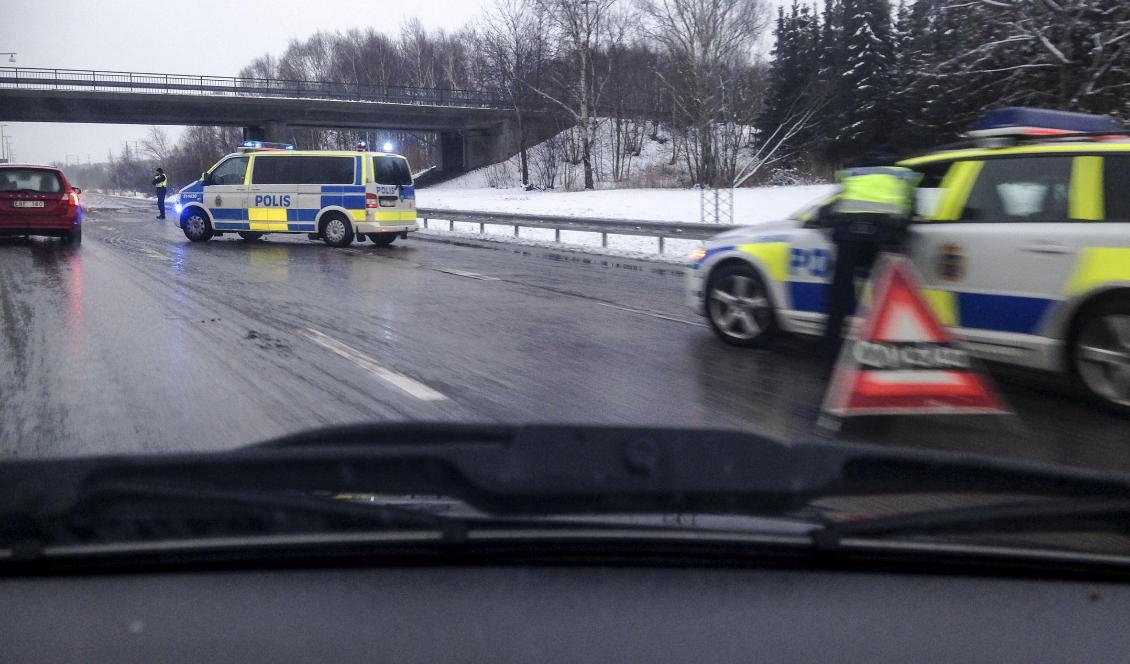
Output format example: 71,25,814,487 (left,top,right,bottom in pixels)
368,233,397,247
706,264,777,347
321,214,354,247
1071,299,1130,413
182,211,213,242
238,232,264,241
